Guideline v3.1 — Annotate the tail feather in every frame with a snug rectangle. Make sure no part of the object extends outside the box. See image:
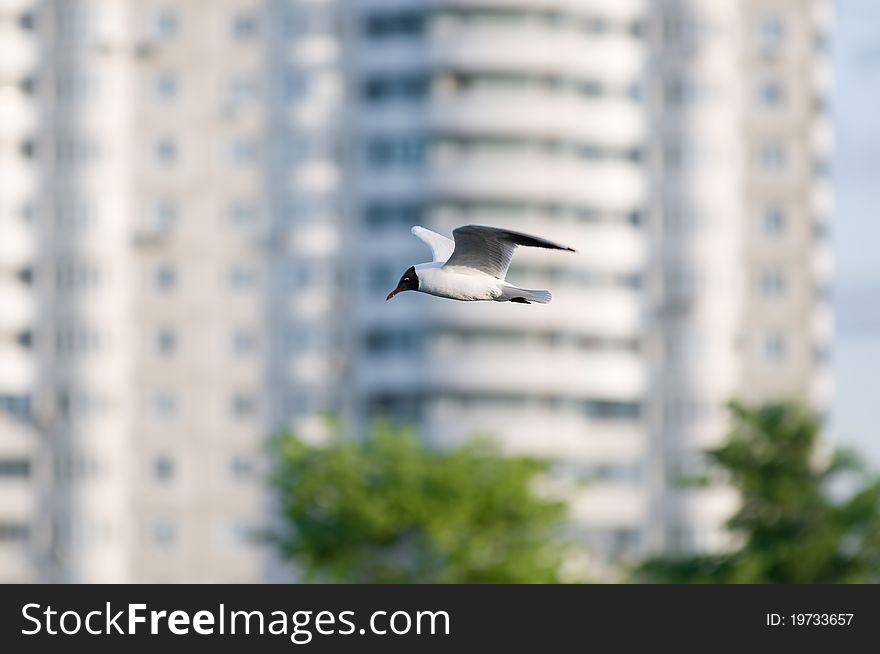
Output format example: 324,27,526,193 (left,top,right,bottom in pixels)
503,287,552,304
